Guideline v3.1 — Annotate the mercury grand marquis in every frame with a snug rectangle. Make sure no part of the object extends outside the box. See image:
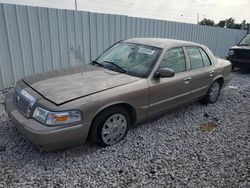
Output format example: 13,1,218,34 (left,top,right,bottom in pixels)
4,38,233,150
